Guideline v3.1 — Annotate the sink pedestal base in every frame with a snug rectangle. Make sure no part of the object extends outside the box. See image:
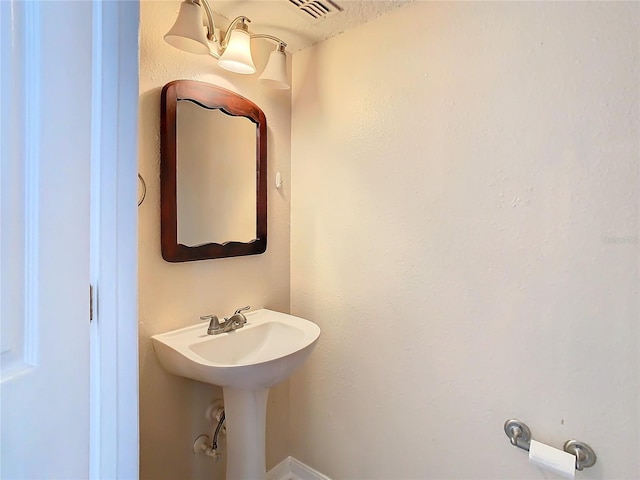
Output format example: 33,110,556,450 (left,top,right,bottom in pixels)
223,387,269,480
